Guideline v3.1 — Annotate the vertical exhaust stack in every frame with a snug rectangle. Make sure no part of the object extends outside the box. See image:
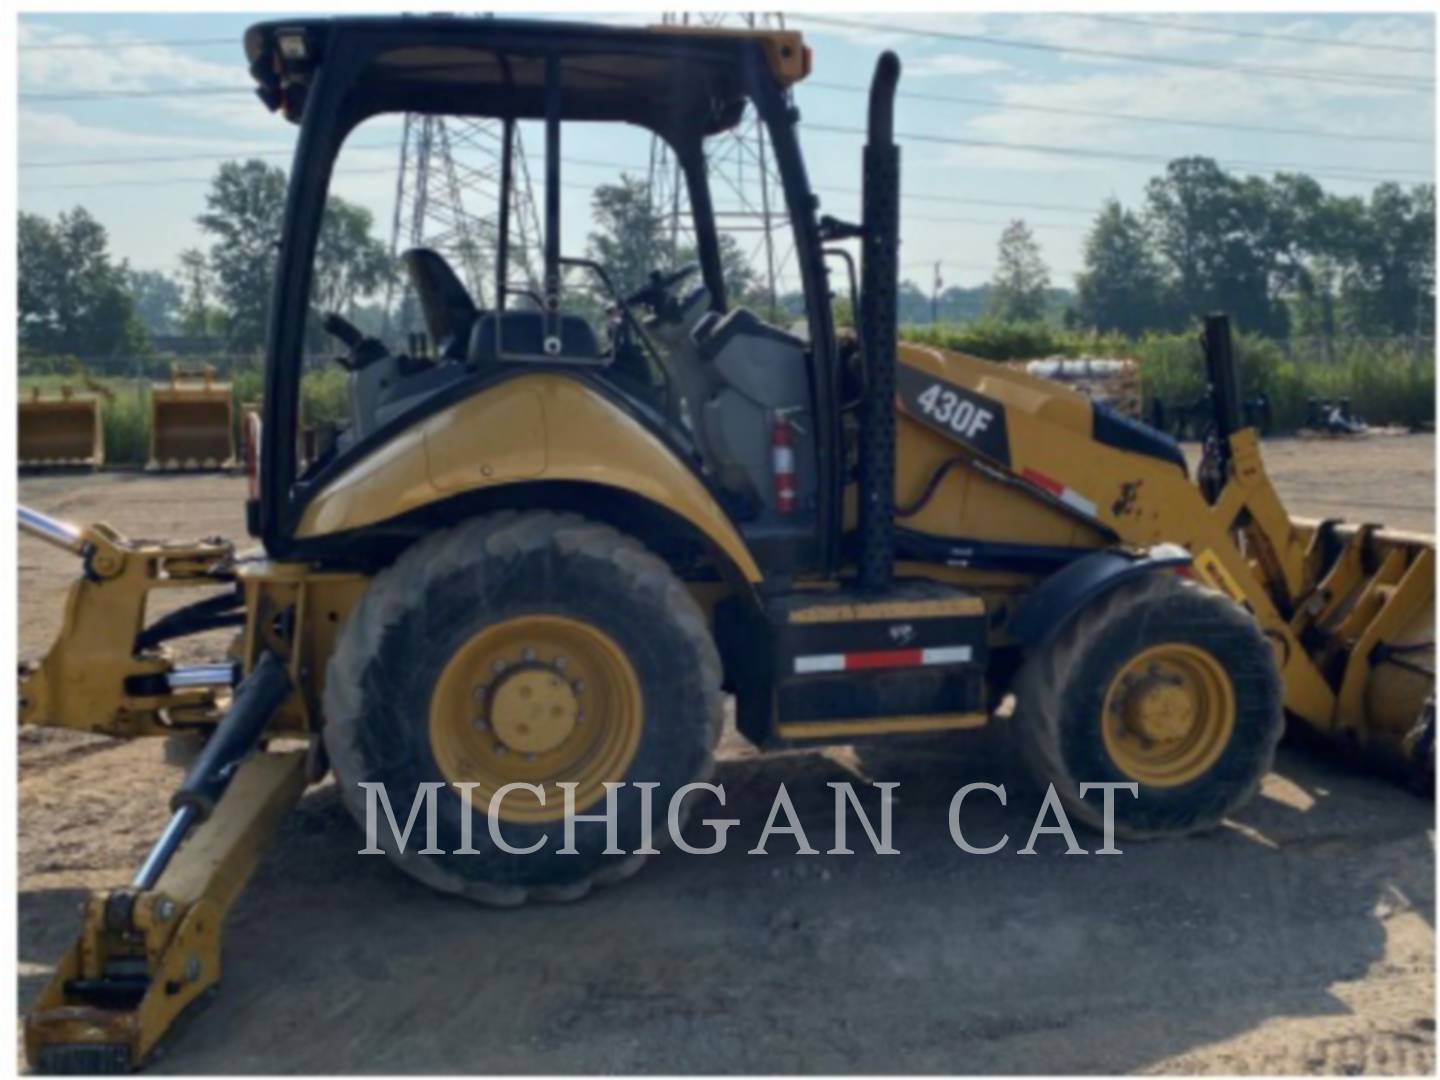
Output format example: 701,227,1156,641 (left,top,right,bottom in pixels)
1203,314,1243,444
857,52,902,591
